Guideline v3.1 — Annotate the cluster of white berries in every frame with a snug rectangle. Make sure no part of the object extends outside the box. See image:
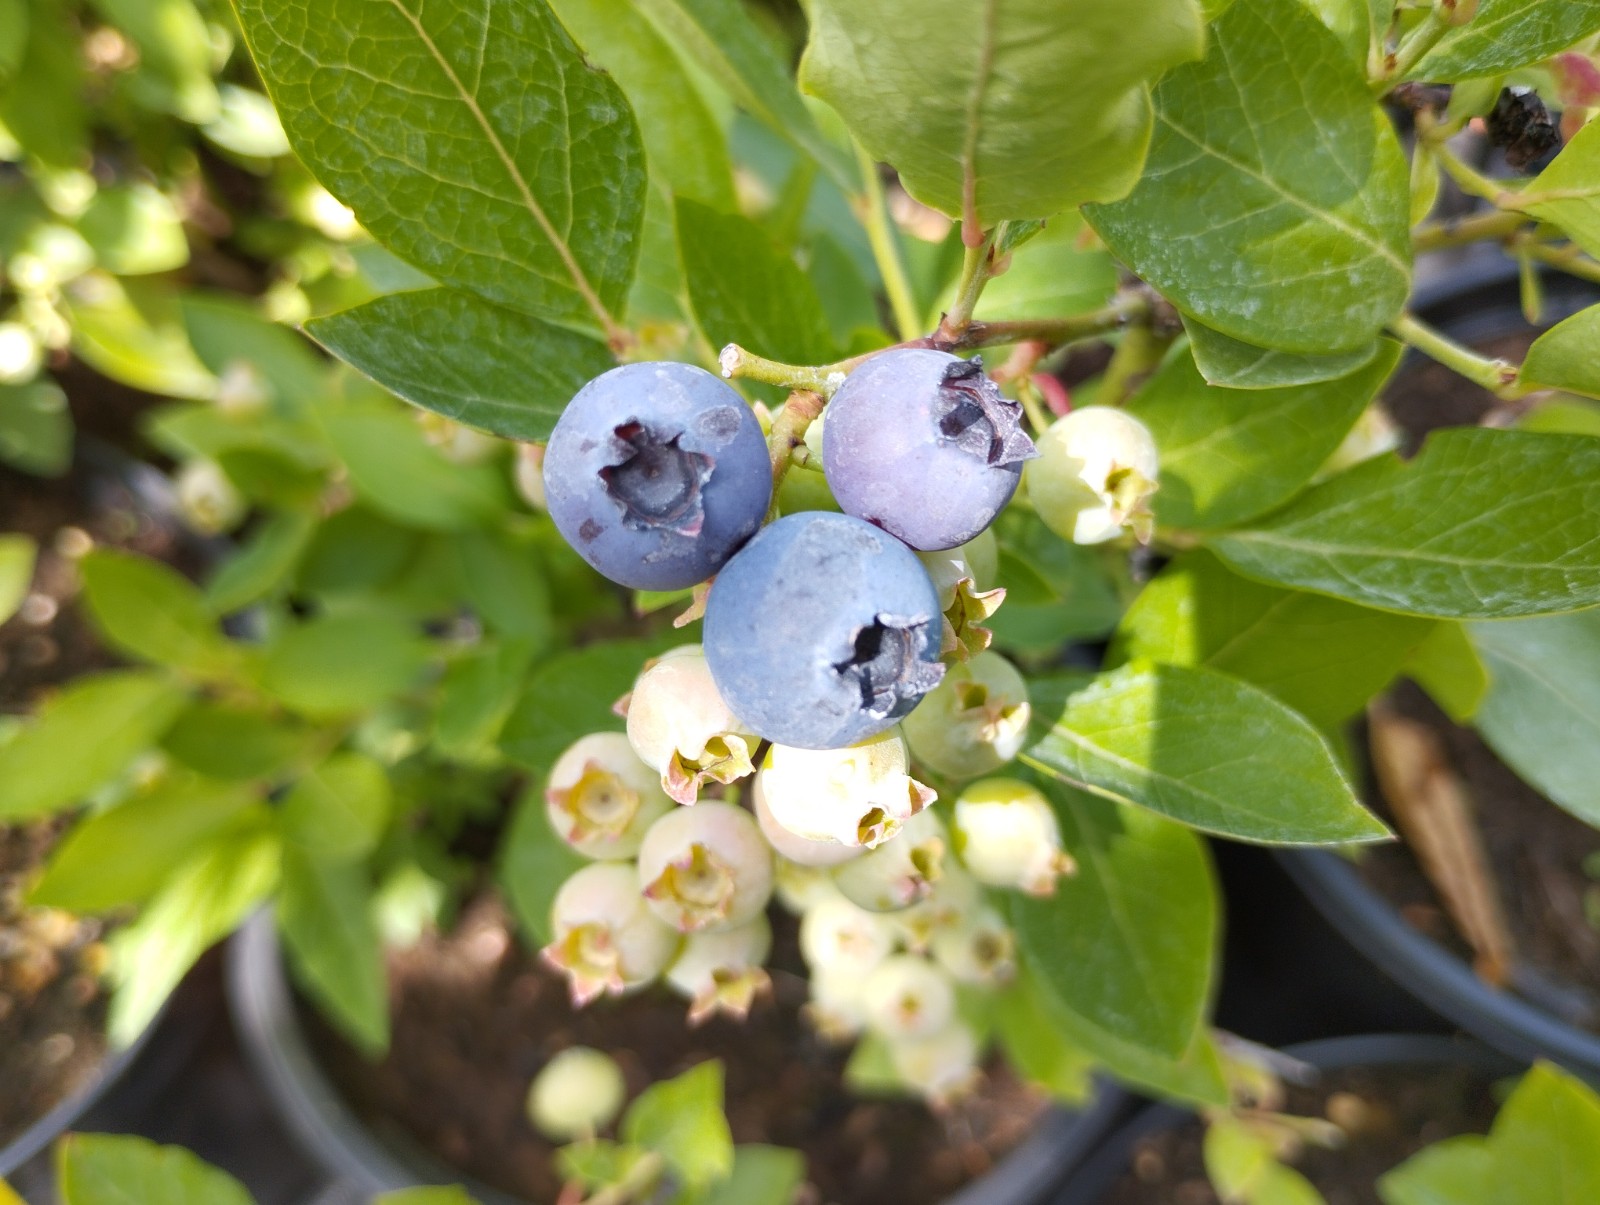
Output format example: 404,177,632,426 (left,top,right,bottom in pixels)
538,632,1076,1104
